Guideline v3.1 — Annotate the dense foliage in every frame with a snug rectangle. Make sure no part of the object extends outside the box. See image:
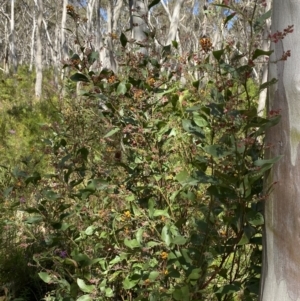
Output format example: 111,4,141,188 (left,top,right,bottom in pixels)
0,2,282,301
